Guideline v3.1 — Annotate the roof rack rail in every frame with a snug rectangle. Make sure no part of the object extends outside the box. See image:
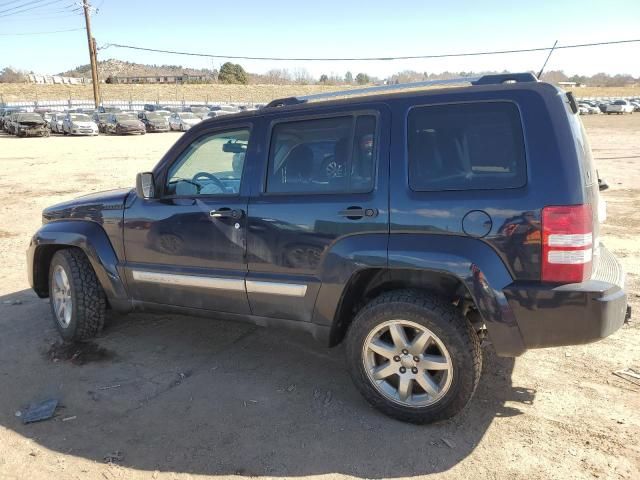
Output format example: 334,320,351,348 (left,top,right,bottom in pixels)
264,72,538,108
